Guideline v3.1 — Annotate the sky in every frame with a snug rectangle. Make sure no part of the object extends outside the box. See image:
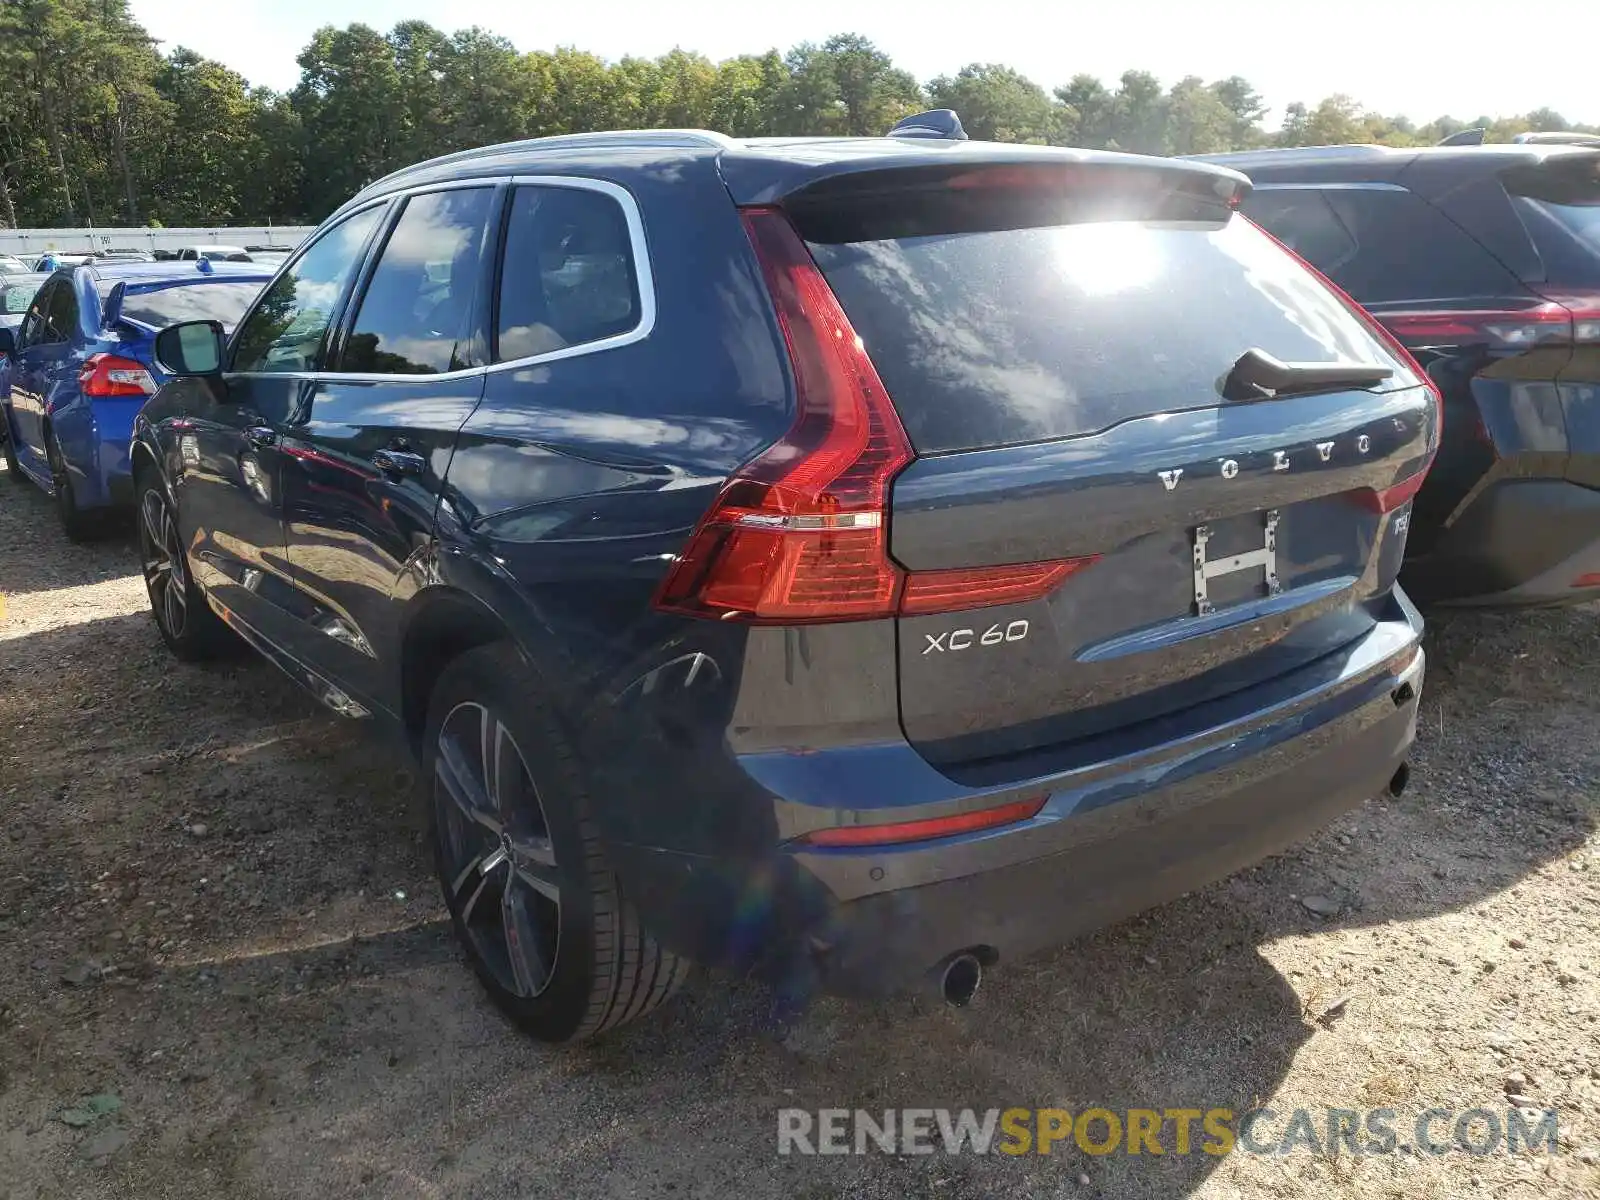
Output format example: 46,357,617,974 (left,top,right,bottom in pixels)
129,0,1600,128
